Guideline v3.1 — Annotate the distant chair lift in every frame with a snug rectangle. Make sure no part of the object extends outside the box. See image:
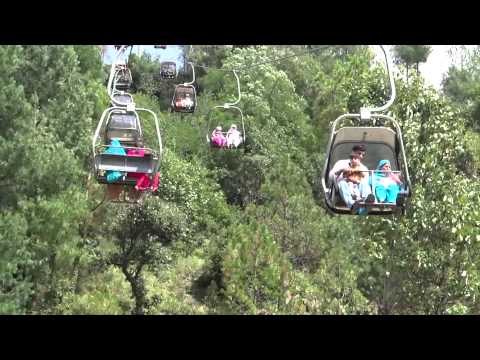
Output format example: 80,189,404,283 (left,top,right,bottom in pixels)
113,67,133,91
92,105,163,203
206,69,246,150
160,61,177,80
107,48,135,108
107,46,132,94
171,62,197,113
110,91,134,107
321,45,412,216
